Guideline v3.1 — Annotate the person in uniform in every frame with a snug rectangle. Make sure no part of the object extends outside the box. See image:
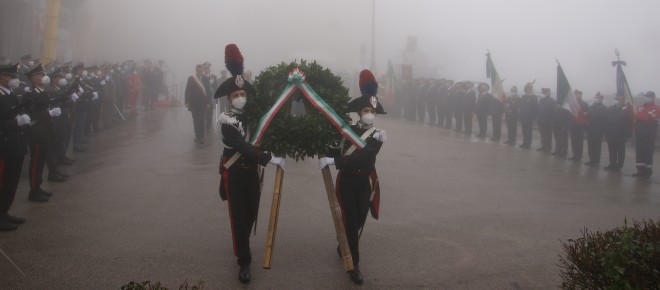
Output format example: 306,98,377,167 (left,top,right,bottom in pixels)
584,92,608,166
475,83,493,138
489,86,505,142
462,81,476,135
632,91,658,178
318,69,386,285
23,64,62,202
451,81,465,132
202,62,217,133
442,80,454,129
518,83,538,148
552,103,571,158
215,44,285,284
504,86,520,145
72,63,93,152
184,64,210,144
45,67,73,182
537,88,555,152
568,90,589,161
604,95,633,171
0,64,31,230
